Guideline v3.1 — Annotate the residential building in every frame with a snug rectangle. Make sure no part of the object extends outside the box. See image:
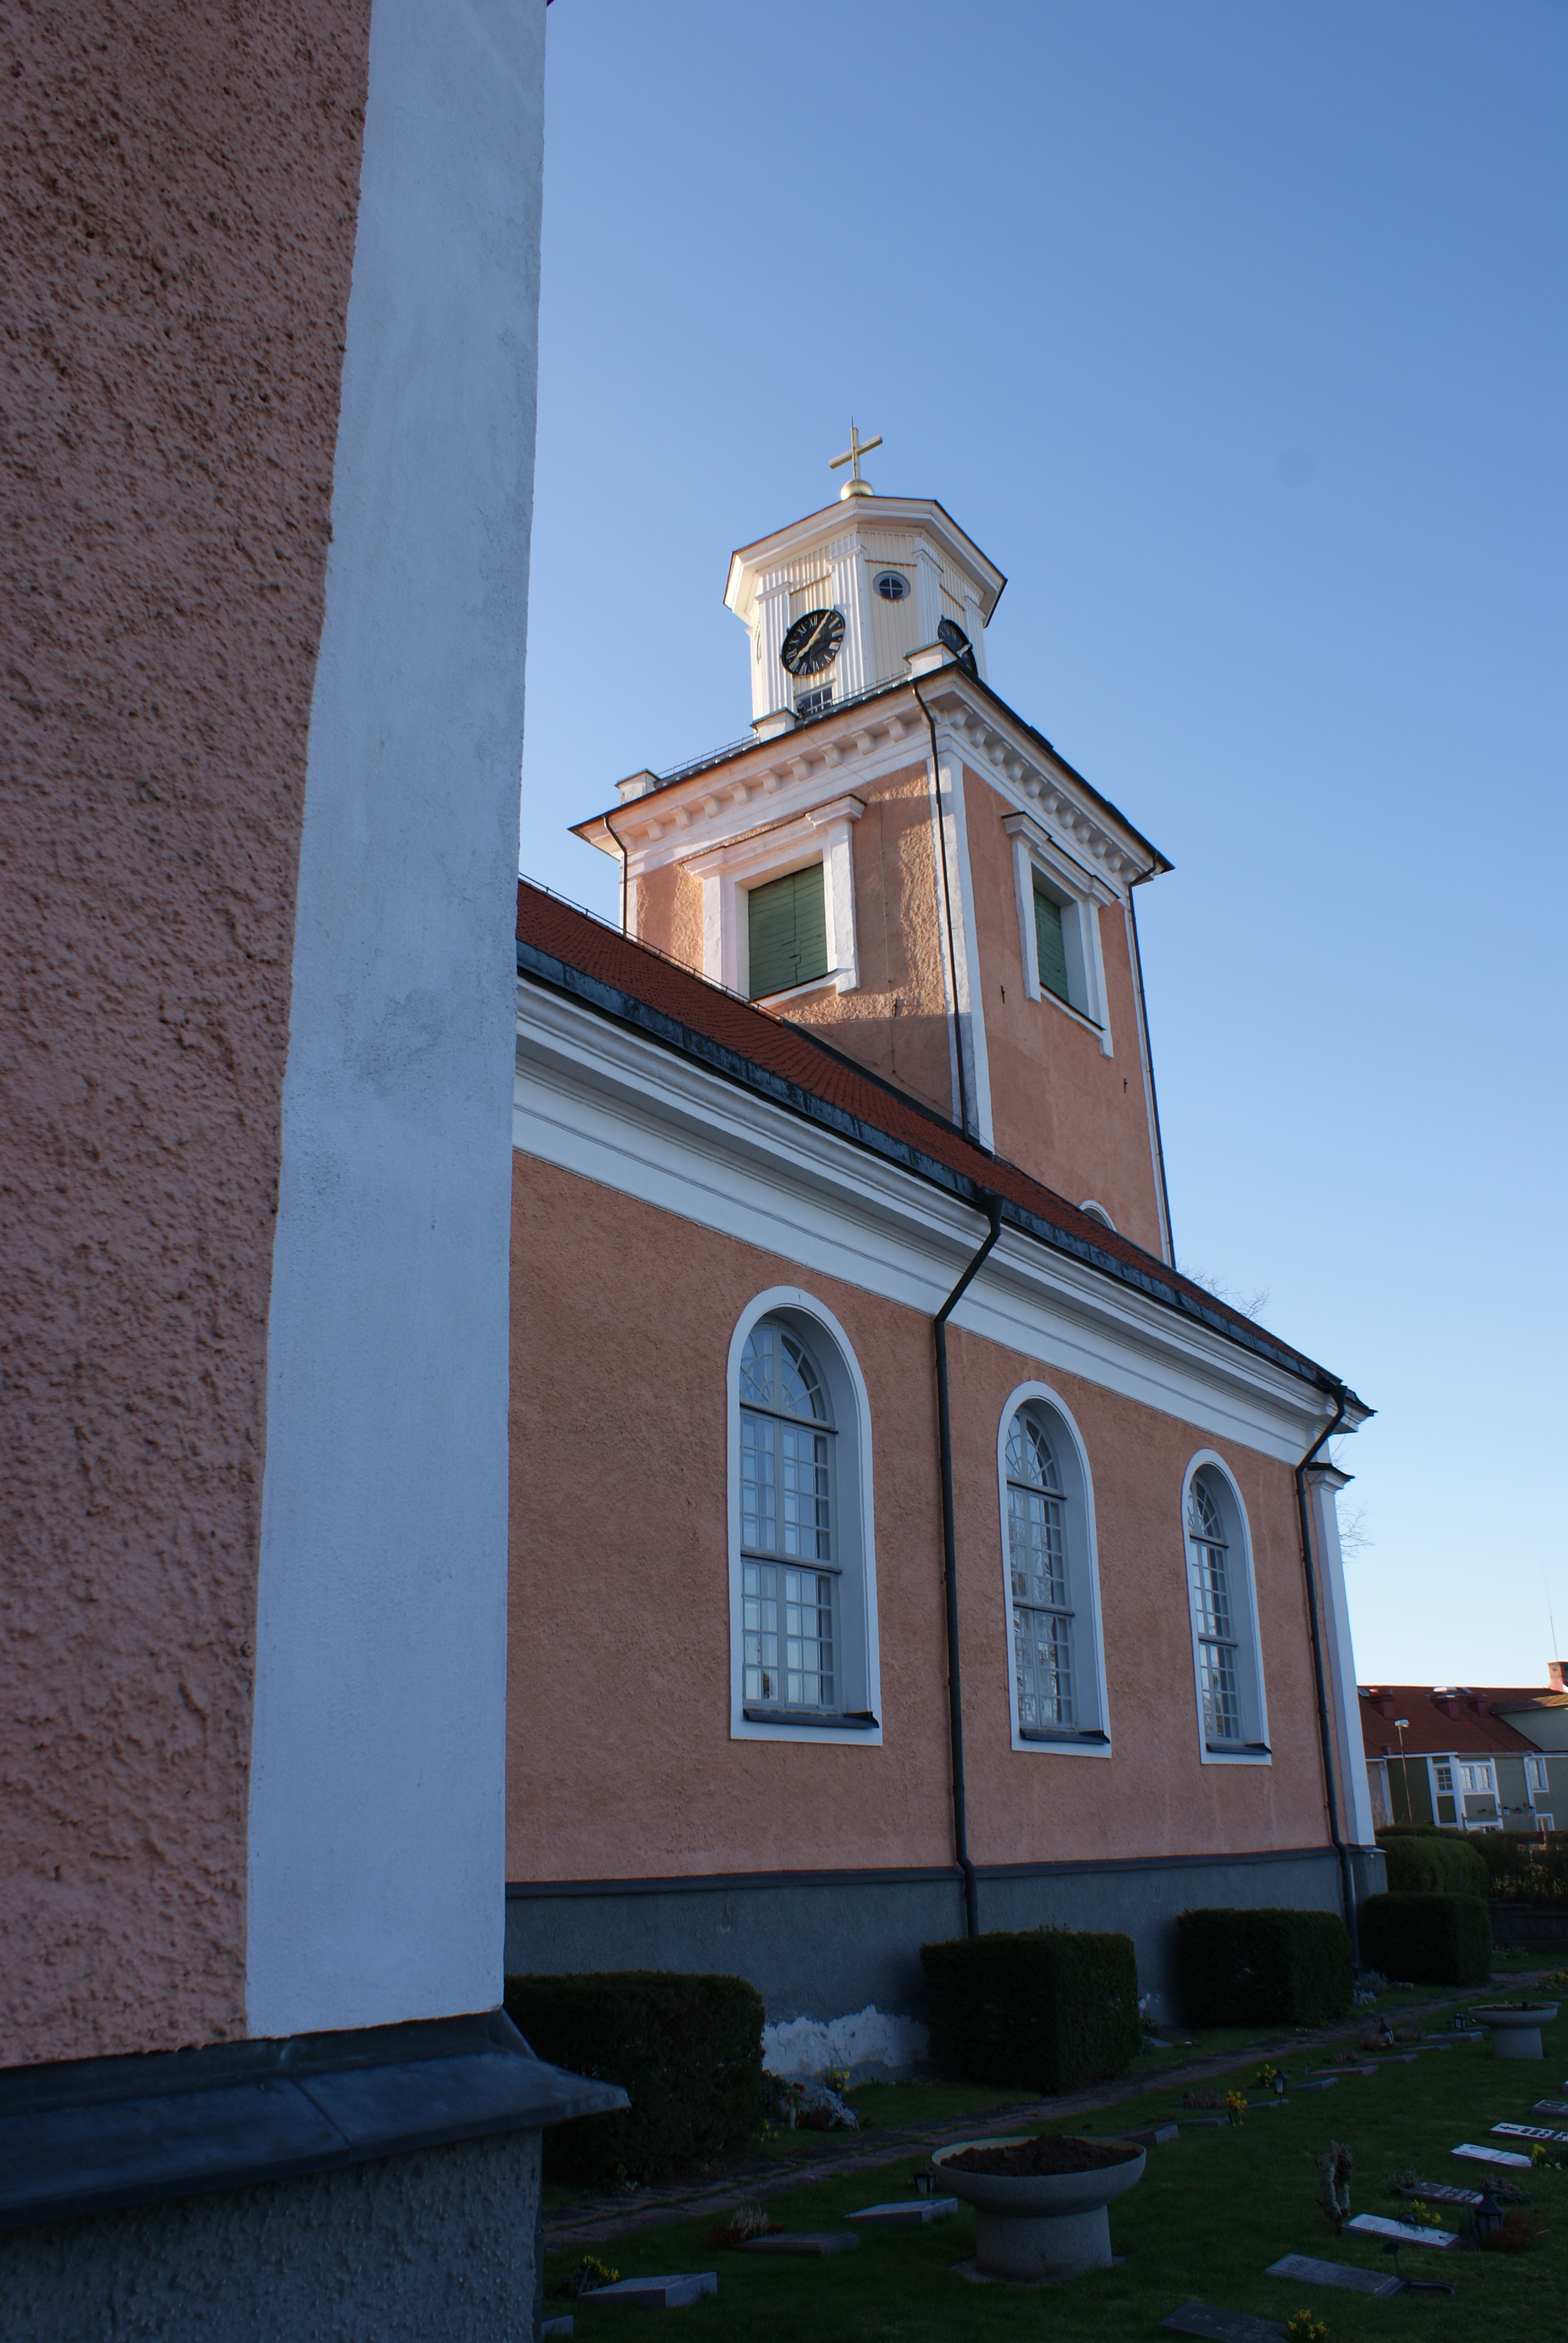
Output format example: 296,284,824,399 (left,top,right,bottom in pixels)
1360,1683,1558,1834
